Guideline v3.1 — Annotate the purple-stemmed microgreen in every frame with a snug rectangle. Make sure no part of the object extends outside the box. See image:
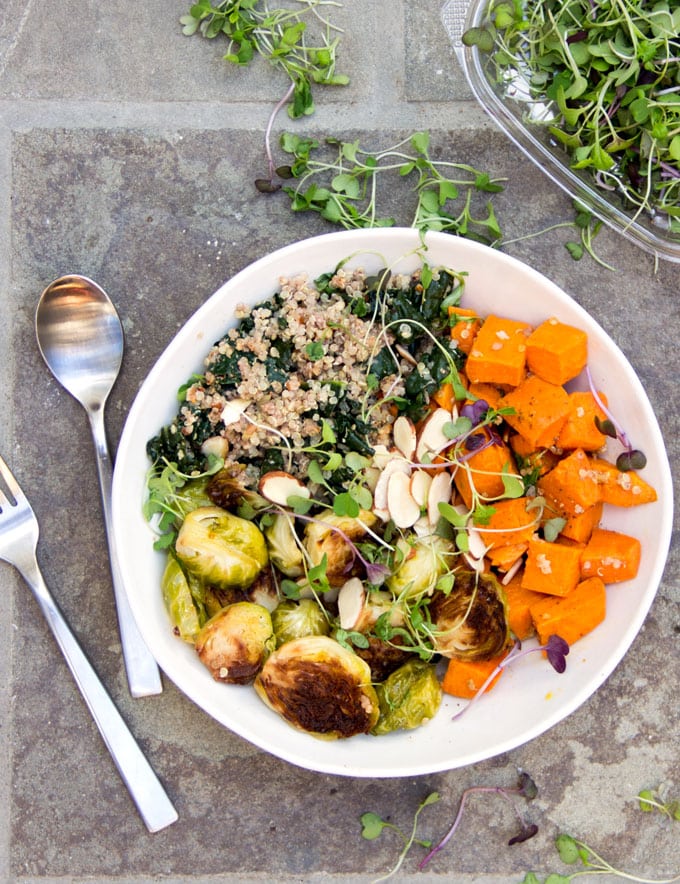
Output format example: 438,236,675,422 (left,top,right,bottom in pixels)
451,635,570,723
586,366,647,471
418,771,539,870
